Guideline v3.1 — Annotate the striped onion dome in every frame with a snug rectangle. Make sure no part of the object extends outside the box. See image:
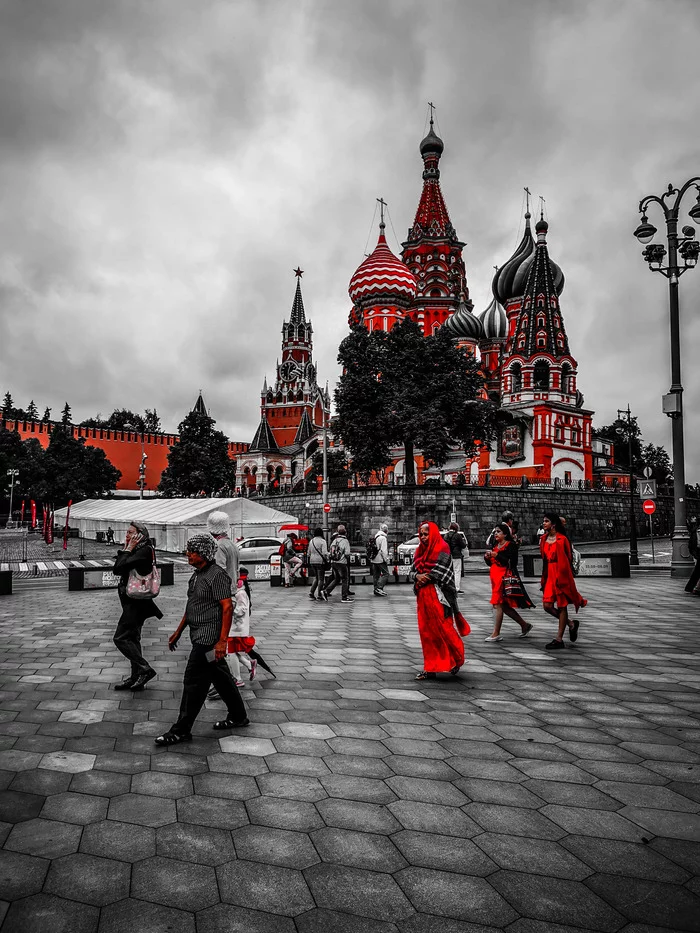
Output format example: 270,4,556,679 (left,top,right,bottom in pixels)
492,212,564,305
349,224,417,306
479,294,507,340
444,295,483,341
